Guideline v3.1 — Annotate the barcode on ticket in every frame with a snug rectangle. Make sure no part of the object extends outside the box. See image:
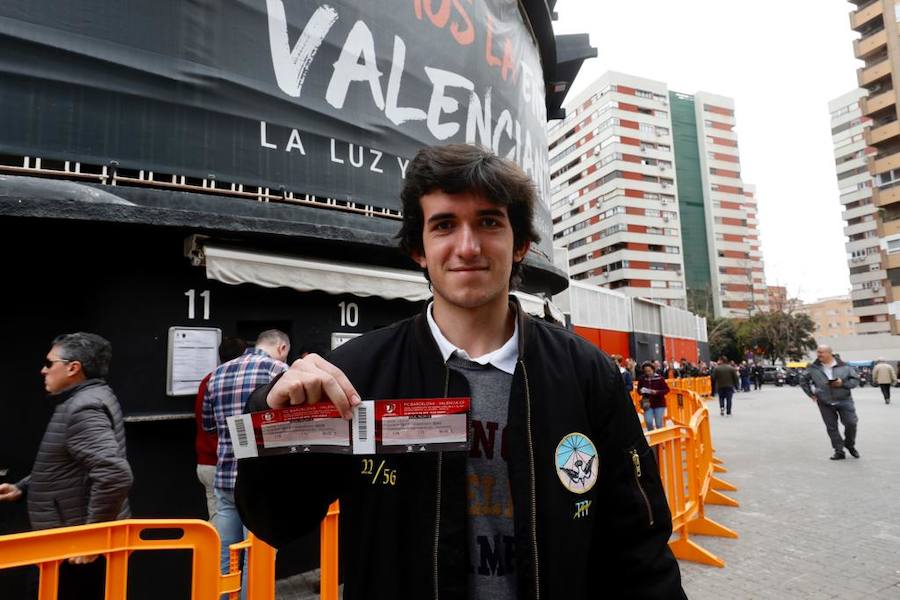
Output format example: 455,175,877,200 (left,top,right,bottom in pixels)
227,414,259,459
352,401,375,454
